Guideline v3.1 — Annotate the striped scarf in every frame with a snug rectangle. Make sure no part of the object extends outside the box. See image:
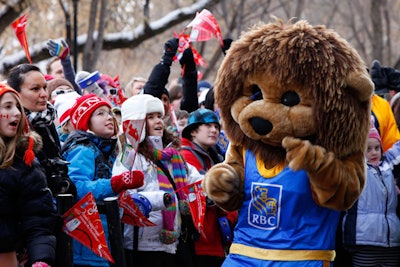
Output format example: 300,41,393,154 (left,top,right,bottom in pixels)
153,147,188,244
